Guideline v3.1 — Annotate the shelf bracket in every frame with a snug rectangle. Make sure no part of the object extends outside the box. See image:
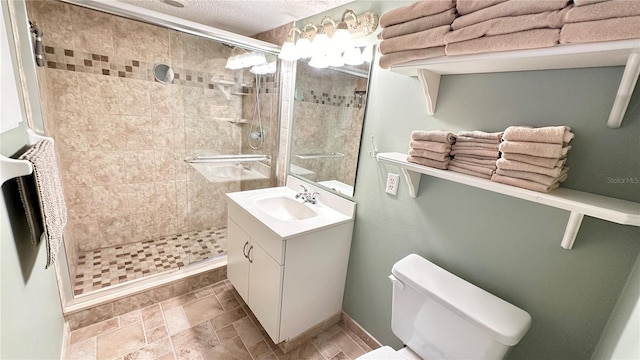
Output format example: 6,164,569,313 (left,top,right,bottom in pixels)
560,212,585,250
607,52,640,128
400,169,420,198
417,69,441,116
